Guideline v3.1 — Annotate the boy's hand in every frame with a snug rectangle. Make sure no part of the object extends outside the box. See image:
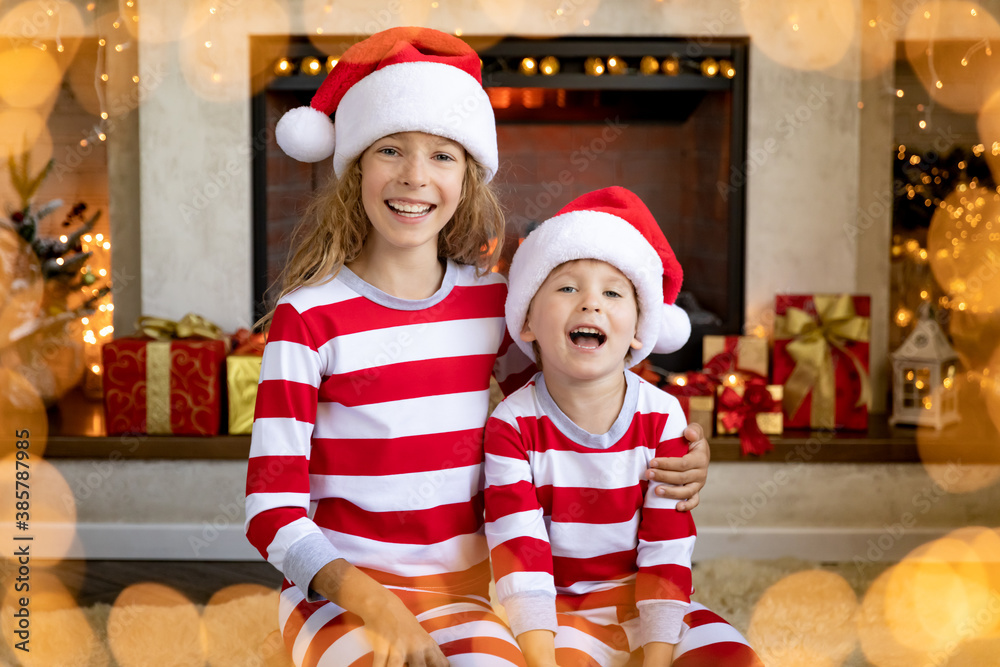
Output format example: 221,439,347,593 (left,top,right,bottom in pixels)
646,423,710,512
